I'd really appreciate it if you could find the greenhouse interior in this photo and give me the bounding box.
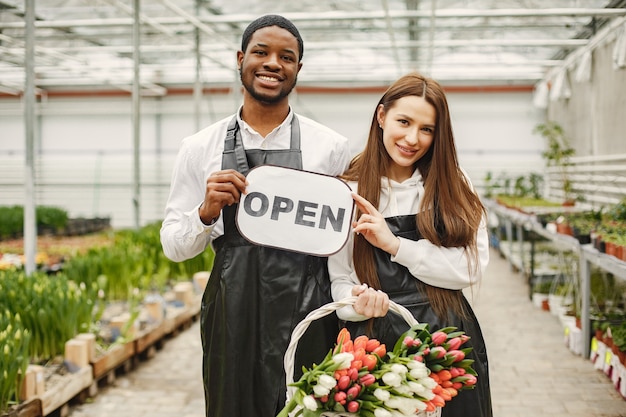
[1,0,626,416]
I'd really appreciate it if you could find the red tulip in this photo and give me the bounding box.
[365,338,381,352]
[350,360,362,373]
[354,335,369,351]
[352,347,366,361]
[372,344,386,358]
[337,328,351,345]
[362,354,378,371]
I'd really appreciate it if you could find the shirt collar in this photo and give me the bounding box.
[236,106,294,138]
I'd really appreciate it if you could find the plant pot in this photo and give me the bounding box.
[556,222,573,236]
[0,398,42,417]
[605,242,617,257]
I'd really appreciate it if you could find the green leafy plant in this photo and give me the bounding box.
[0,270,95,362]
[0,310,31,413]
[534,121,577,204]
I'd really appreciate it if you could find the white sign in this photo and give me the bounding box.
[236,165,354,256]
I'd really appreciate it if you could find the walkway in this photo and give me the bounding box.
[68,248,626,417]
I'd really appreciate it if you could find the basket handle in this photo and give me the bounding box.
[284,296,419,400]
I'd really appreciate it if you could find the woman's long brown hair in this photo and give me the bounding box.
[341,72,486,320]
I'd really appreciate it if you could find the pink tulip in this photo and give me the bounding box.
[465,374,477,386]
[403,336,414,347]
[337,375,351,390]
[447,350,465,362]
[347,401,360,413]
[430,346,446,359]
[334,391,347,405]
[431,331,448,345]
[347,384,361,400]
[348,367,359,381]
[413,354,423,362]
[454,374,477,386]
[447,337,462,351]
[359,373,376,386]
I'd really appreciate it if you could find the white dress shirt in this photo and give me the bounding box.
[329,169,490,322]
[160,108,351,262]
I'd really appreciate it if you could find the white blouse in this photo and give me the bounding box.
[328,169,490,322]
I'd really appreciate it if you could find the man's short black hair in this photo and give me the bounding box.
[241,14,303,61]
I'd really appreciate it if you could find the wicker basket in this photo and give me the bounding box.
[283,296,442,417]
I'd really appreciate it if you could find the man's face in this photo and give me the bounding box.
[237,25,302,104]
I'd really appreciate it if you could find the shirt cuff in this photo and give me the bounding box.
[188,204,217,234]
[390,236,412,266]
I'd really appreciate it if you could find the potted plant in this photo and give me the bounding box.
[534,121,577,205]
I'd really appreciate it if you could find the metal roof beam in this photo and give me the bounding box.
[1,8,625,30]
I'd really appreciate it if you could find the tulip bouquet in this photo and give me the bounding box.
[278,322,477,417]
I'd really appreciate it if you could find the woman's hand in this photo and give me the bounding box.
[351,193,400,256]
[351,283,389,318]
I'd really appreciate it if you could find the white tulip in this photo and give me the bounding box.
[302,395,318,411]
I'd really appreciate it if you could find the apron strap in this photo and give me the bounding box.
[224,115,250,172]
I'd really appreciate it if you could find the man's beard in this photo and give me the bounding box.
[240,70,297,104]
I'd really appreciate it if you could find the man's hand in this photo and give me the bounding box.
[199,169,248,225]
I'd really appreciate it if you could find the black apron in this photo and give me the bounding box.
[343,215,493,417]
[200,115,339,417]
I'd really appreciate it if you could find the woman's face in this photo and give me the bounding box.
[377,95,436,182]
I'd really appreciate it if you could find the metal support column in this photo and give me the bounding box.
[23,0,37,275]
[132,0,141,229]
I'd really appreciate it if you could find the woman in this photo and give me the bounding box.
[329,72,492,416]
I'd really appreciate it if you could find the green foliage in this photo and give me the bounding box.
[0,271,96,363]
[0,310,31,413]
[0,206,23,239]
[534,121,577,202]
[606,198,626,222]
[62,222,214,301]
[0,205,69,239]
[612,322,626,352]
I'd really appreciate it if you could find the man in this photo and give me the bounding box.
[160,14,351,417]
